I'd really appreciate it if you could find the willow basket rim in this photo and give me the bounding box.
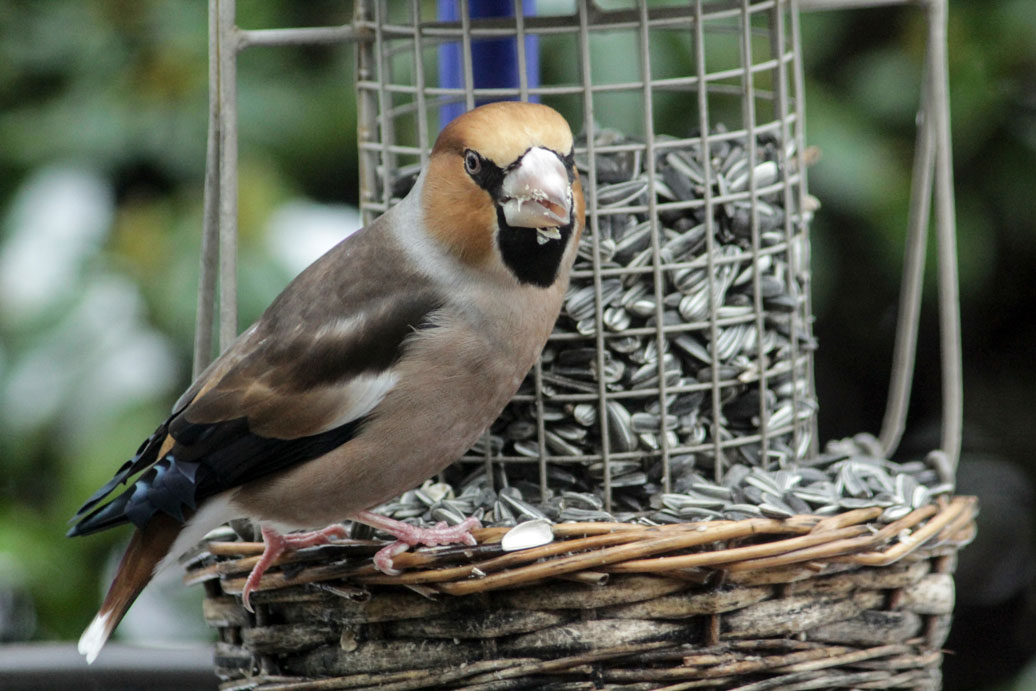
[185,495,976,601]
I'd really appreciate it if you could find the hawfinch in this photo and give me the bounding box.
[68,101,584,663]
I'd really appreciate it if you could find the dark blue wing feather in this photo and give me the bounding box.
[67,415,366,536]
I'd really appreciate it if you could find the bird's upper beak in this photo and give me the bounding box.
[500,147,573,229]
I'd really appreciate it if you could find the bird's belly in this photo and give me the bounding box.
[230,333,527,528]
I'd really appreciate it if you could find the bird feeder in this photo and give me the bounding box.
[186,1,976,688]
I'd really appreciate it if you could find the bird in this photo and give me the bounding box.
[67,100,584,664]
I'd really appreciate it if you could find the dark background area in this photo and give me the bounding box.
[0,2,1033,688]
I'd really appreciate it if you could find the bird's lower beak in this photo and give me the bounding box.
[500,147,572,229]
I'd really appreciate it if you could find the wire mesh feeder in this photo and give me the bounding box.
[358,0,822,507]
[188,0,973,688]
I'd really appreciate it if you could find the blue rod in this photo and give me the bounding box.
[438,0,539,127]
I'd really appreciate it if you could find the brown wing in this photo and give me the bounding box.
[69,220,445,535]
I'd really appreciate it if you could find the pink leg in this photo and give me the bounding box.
[241,523,349,612]
[351,510,482,576]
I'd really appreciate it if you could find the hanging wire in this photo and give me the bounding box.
[798,0,962,471]
[927,0,963,472]
[215,0,239,353]
[193,0,222,377]
[878,66,935,458]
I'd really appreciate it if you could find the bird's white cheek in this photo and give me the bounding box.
[325,371,400,431]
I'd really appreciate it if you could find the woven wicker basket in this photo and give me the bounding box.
[187,496,975,690]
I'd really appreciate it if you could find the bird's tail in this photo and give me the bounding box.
[78,514,183,664]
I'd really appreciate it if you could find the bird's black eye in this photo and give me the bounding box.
[464,149,482,176]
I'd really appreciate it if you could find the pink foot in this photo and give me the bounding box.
[241,523,349,612]
[351,511,482,575]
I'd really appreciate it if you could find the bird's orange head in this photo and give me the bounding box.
[421,101,584,287]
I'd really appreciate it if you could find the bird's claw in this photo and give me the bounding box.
[372,541,411,575]
[352,511,482,575]
[241,524,350,611]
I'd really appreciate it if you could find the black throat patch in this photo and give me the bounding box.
[495,210,574,287]
[467,147,577,288]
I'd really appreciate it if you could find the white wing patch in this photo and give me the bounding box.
[325,370,400,432]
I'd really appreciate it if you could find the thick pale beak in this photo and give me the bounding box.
[500,147,572,229]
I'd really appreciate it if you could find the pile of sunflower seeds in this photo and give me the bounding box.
[369,433,955,529]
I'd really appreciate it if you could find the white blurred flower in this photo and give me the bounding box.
[264,199,361,275]
[0,165,113,322]
[1,270,178,439]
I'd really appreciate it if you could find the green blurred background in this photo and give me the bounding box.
[0,1,1033,688]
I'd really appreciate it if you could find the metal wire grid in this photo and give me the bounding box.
[355,1,806,216]
[194,0,962,514]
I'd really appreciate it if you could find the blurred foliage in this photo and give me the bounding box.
[0,0,1033,686]
[800,6,1036,686]
[0,0,358,642]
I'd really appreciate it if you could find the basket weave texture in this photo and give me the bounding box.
[188,496,976,690]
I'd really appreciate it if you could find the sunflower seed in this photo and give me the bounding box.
[501,519,554,552]
[881,505,913,522]
[759,502,794,518]
[545,430,582,457]
[603,306,631,331]
[728,160,779,192]
[430,503,467,526]
[506,420,537,440]
[500,488,550,521]
[560,507,615,521]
